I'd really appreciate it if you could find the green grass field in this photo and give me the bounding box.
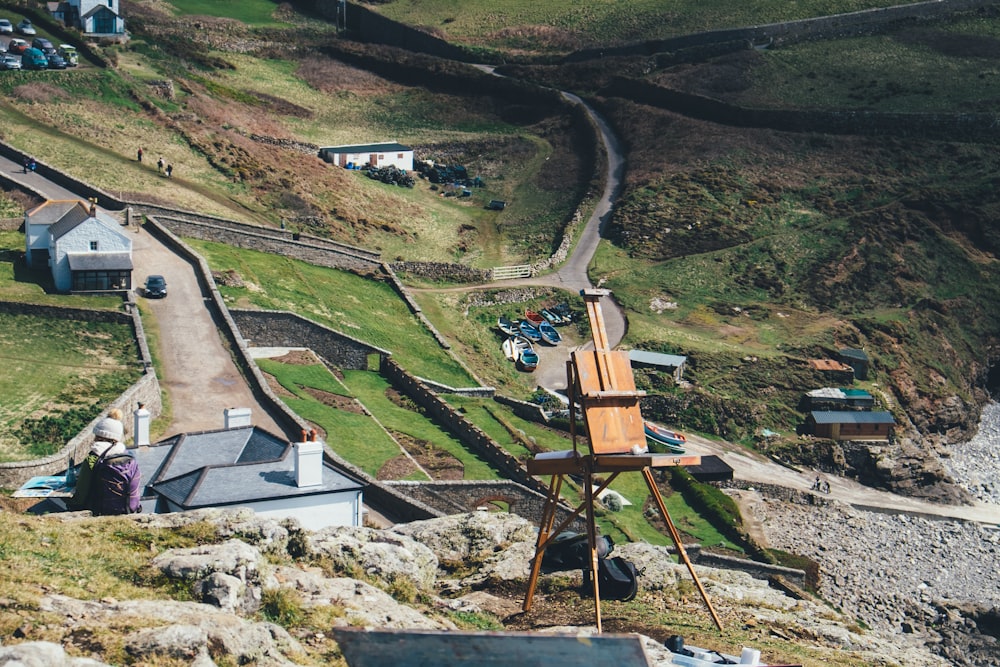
[185,238,475,387]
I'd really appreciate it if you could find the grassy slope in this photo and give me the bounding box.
[372,0,902,53]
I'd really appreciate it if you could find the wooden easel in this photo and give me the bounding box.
[522,289,723,633]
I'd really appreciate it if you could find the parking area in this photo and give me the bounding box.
[0,16,81,71]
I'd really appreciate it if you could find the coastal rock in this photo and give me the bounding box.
[304,525,439,591]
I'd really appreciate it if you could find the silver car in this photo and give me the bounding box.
[0,54,21,71]
[16,19,35,36]
[0,19,14,35]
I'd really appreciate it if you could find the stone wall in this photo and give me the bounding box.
[566,0,996,61]
[695,551,808,589]
[385,480,586,531]
[231,309,388,370]
[380,357,551,498]
[0,299,162,488]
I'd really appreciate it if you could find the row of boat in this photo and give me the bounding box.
[498,312,564,346]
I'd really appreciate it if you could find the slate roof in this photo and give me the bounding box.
[67,252,133,270]
[25,199,88,226]
[49,207,122,241]
[809,411,895,425]
[319,142,412,153]
[134,426,365,510]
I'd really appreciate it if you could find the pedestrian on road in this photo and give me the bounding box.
[157,156,164,174]
[22,157,29,173]
[137,147,143,162]
[29,159,36,174]
[813,475,821,491]
[165,163,173,178]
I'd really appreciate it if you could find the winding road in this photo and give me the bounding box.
[4,79,999,527]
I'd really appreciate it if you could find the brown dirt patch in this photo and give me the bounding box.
[273,349,318,365]
[377,454,420,481]
[262,371,295,397]
[302,386,364,413]
[393,432,464,480]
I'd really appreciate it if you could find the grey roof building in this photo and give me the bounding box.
[134,426,366,530]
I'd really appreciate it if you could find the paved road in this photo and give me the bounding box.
[0,151,289,440]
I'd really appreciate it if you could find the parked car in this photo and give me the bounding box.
[45,53,66,69]
[0,19,13,35]
[31,37,55,55]
[7,38,28,55]
[16,19,35,36]
[20,47,47,70]
[144,275,167,298]
[57,44,78,66]
[0,54,21,71]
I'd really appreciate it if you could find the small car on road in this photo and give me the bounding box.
[144,275,167,298]
[57,44,78,66]
[7,38,28,55]
[20,46,47,70]
[0,54,21,71]
[16,19,35,36]
[0,19,13,35]
[45,53,66,69]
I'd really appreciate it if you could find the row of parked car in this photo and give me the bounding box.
[0,17,37,36]
[0,17,79,71]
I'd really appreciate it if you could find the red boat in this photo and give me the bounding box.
[524,309,545,326]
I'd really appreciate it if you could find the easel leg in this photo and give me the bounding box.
[523,474,564,612]
[583,466,602,633]
[642,468,724,631]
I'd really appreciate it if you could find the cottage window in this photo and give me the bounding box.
[90,241,99,251]
[397,153,403,159]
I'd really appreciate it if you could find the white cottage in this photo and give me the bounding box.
[52,0,126,36]
[132,426,366,531]
[25,199,133,293]
[318,142,414,171]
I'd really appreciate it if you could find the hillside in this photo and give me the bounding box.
[1,0,998,492]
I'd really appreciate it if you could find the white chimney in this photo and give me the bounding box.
[224,407,252,429]
[294,430,324,488]
[133,402,151,447]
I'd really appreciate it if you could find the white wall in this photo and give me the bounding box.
[250,491,363,531]
[50,218,132,292]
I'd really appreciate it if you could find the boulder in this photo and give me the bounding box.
[304,526,438,591]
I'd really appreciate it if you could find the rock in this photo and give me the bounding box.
[392,511,536,564]
[271,565,452,630]
[305,526,438,591]
[0,640,109,665]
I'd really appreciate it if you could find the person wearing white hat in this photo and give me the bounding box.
[67,412,131,512]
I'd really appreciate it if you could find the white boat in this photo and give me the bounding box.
[538,320,562,345]
[502,336,534,363]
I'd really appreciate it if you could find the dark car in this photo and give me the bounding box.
[32,37,53,52]
[46,53,66,69]
[144,275,167,298]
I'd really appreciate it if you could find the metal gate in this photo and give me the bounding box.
[491,265,531,280]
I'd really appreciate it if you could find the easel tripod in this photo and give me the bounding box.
[522,289,723,633]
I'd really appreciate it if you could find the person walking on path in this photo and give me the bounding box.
[157,156,164,174]
[137,147,143,163]
[165,163,173,178]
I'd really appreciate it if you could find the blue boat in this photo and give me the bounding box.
[538,320,562,345]
[518,346,539,371]
[518,319,542,343]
